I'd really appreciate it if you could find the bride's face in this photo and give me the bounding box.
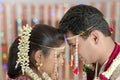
[41,44,65,76]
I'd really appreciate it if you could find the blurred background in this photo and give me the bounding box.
[0,0,120,80]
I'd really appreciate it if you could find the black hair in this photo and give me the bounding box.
[7,24,64,79]
[59,4,111,39]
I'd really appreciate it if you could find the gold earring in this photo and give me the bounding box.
[36,62,43,70]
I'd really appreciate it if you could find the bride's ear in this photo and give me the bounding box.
[34,50,43,62]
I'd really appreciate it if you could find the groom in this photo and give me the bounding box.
[59,4,120,80]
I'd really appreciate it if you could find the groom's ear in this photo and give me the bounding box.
[89,30,100,45]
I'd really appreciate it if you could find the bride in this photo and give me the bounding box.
[7,24,65,80]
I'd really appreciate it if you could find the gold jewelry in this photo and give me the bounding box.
[36,62,43,70]
[31,41,65,50]
[67,26,94,40]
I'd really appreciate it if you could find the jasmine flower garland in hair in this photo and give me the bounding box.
[15,24,53,80]
[15,24,32,74]
[15,24,42,80]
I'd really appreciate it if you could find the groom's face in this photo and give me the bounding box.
[66,31,94,64]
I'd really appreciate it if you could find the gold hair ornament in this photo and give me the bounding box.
[31,41,65,50]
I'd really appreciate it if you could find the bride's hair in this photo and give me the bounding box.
[7,24,64,79]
